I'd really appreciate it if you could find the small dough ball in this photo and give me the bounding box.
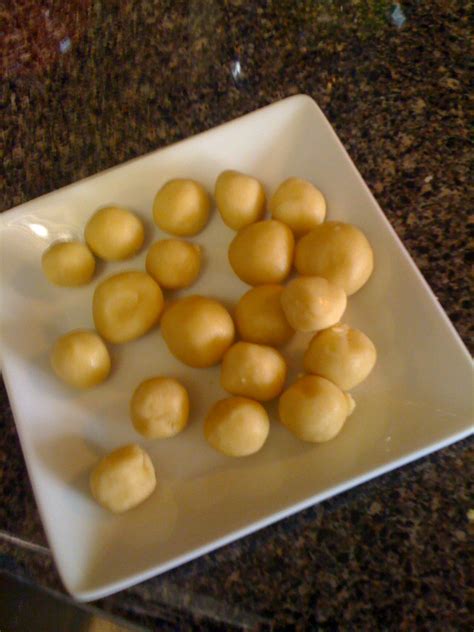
[280,276,347,332]
[90,444,156,513]
[131,377,189,439]
[161,295,234,368]
[153,179,210,236]
[51,330,110,389]
[304,324,377,390]
[269,177,326,236]
[234,284,294,346]
[204,397,270,457]
[93,271,163,344]
[146,239,201,289]
[279,375,355,443]
[42,241,95,287]
[295,221,374,295]
[85,206,144,261]
[215,170,266,230]
[228,220,294,285]
[221,341,287,401]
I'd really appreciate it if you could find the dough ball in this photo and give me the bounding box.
[295,221,374,295]
[279,375,355,443]
[93,271,163,344]
[221,341,287,401]
[269,177,326,236]
[146,239,201,289]
[42,241,95,287]
[90,444,156,513]
[161,295,234,367]
[304,324,377,390]
[51,329,111,389]
[204,396,270,457]
[85,206,144,261]
[215,170,266,230]
[153,179,210,236]
[234,284,294,347]
[280,276,347,332]
[228,220,294,285]
[131,377,189,439]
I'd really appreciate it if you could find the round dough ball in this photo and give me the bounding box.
[131,377,189,439]
[304,324,377,390]
[215,170,266,230]
[146,239,201,289]
[93,271,163,344]
[51,329,111,389]
[90,444,156,513]
[228,220,294,285]
[280,276,347,332]
[161,295,234,368]
[221,341,287,401]
[234,284,294,346]
[204,396,270,457]
[153,179,210,236]
[269,177,326,236]
[85,206,144,261]
[279,375,355,443]
[295,221,374,295]
[42,241,95,287]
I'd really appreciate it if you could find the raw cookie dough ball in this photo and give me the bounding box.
[90,444,156,513]
[161,295,234,367]
[234,284,294,347]
[215,170,266,230]
[269,177,326,236]
[146,239,201,289]
[280,276,347,332]
[42,241,95,287]
[204,396,270,457]
[228,220,294,285]
[304,324,377,390]
[85,206,144,261]
[153,179,210,236]
[51,330,111,389]
[295,221,374,295]
[131,377,189,439]
[93,271,163,344]
[279,375,355,443]
[221,341,287,401]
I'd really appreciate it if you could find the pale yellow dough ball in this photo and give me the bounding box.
[51,330,111,389]
[269,177,326,236]
[130,377,189,439]
[90,444,156,513]
[204,396,270,457]
[41,241,95,287]
[146,239,201,289]
[153,179,210,236]
[85,206,144,261]
[215,170,266,230]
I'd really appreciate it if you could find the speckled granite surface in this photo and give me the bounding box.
[1,1,472,629]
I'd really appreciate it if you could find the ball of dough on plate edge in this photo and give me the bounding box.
[42,241,95,287]
[215,170,266,230]
[153,178,210,236]
[269,177,326,236]
[85,206,145,261]
[50,329,111,389]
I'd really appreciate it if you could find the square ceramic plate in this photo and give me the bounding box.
[1,95,472,601]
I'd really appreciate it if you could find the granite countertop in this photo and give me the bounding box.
[1,1,472,629]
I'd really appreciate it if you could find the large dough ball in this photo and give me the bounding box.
[204,396,270,457]
[130,377,189,439]
[161,295,234,367]
[51,330,111,389]
[153,179,210,236]
[234,284,294,346]
[42,241,95,287]
[90,444,156,513]
[279,375,355,443]
[269,177,326,236]
[228,220,294,285]
[304,324,377,390]
[295,221,374,295]
[93,271,163,344]
[215,170,266,230]
[146,239,201,289]
[85,206,144,261]
[221,341,287,401]
[280,276,347,332]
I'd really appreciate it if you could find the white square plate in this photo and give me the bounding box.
[1,95,472,601]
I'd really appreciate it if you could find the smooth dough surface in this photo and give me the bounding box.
[146,239,201,289]
[269,177,326,236]
[42,241,95,287]
[85,206,144,261]
[215,170,266,230]
[50,329,111,389]
[153,179,210,236]
[131,377,189,438]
